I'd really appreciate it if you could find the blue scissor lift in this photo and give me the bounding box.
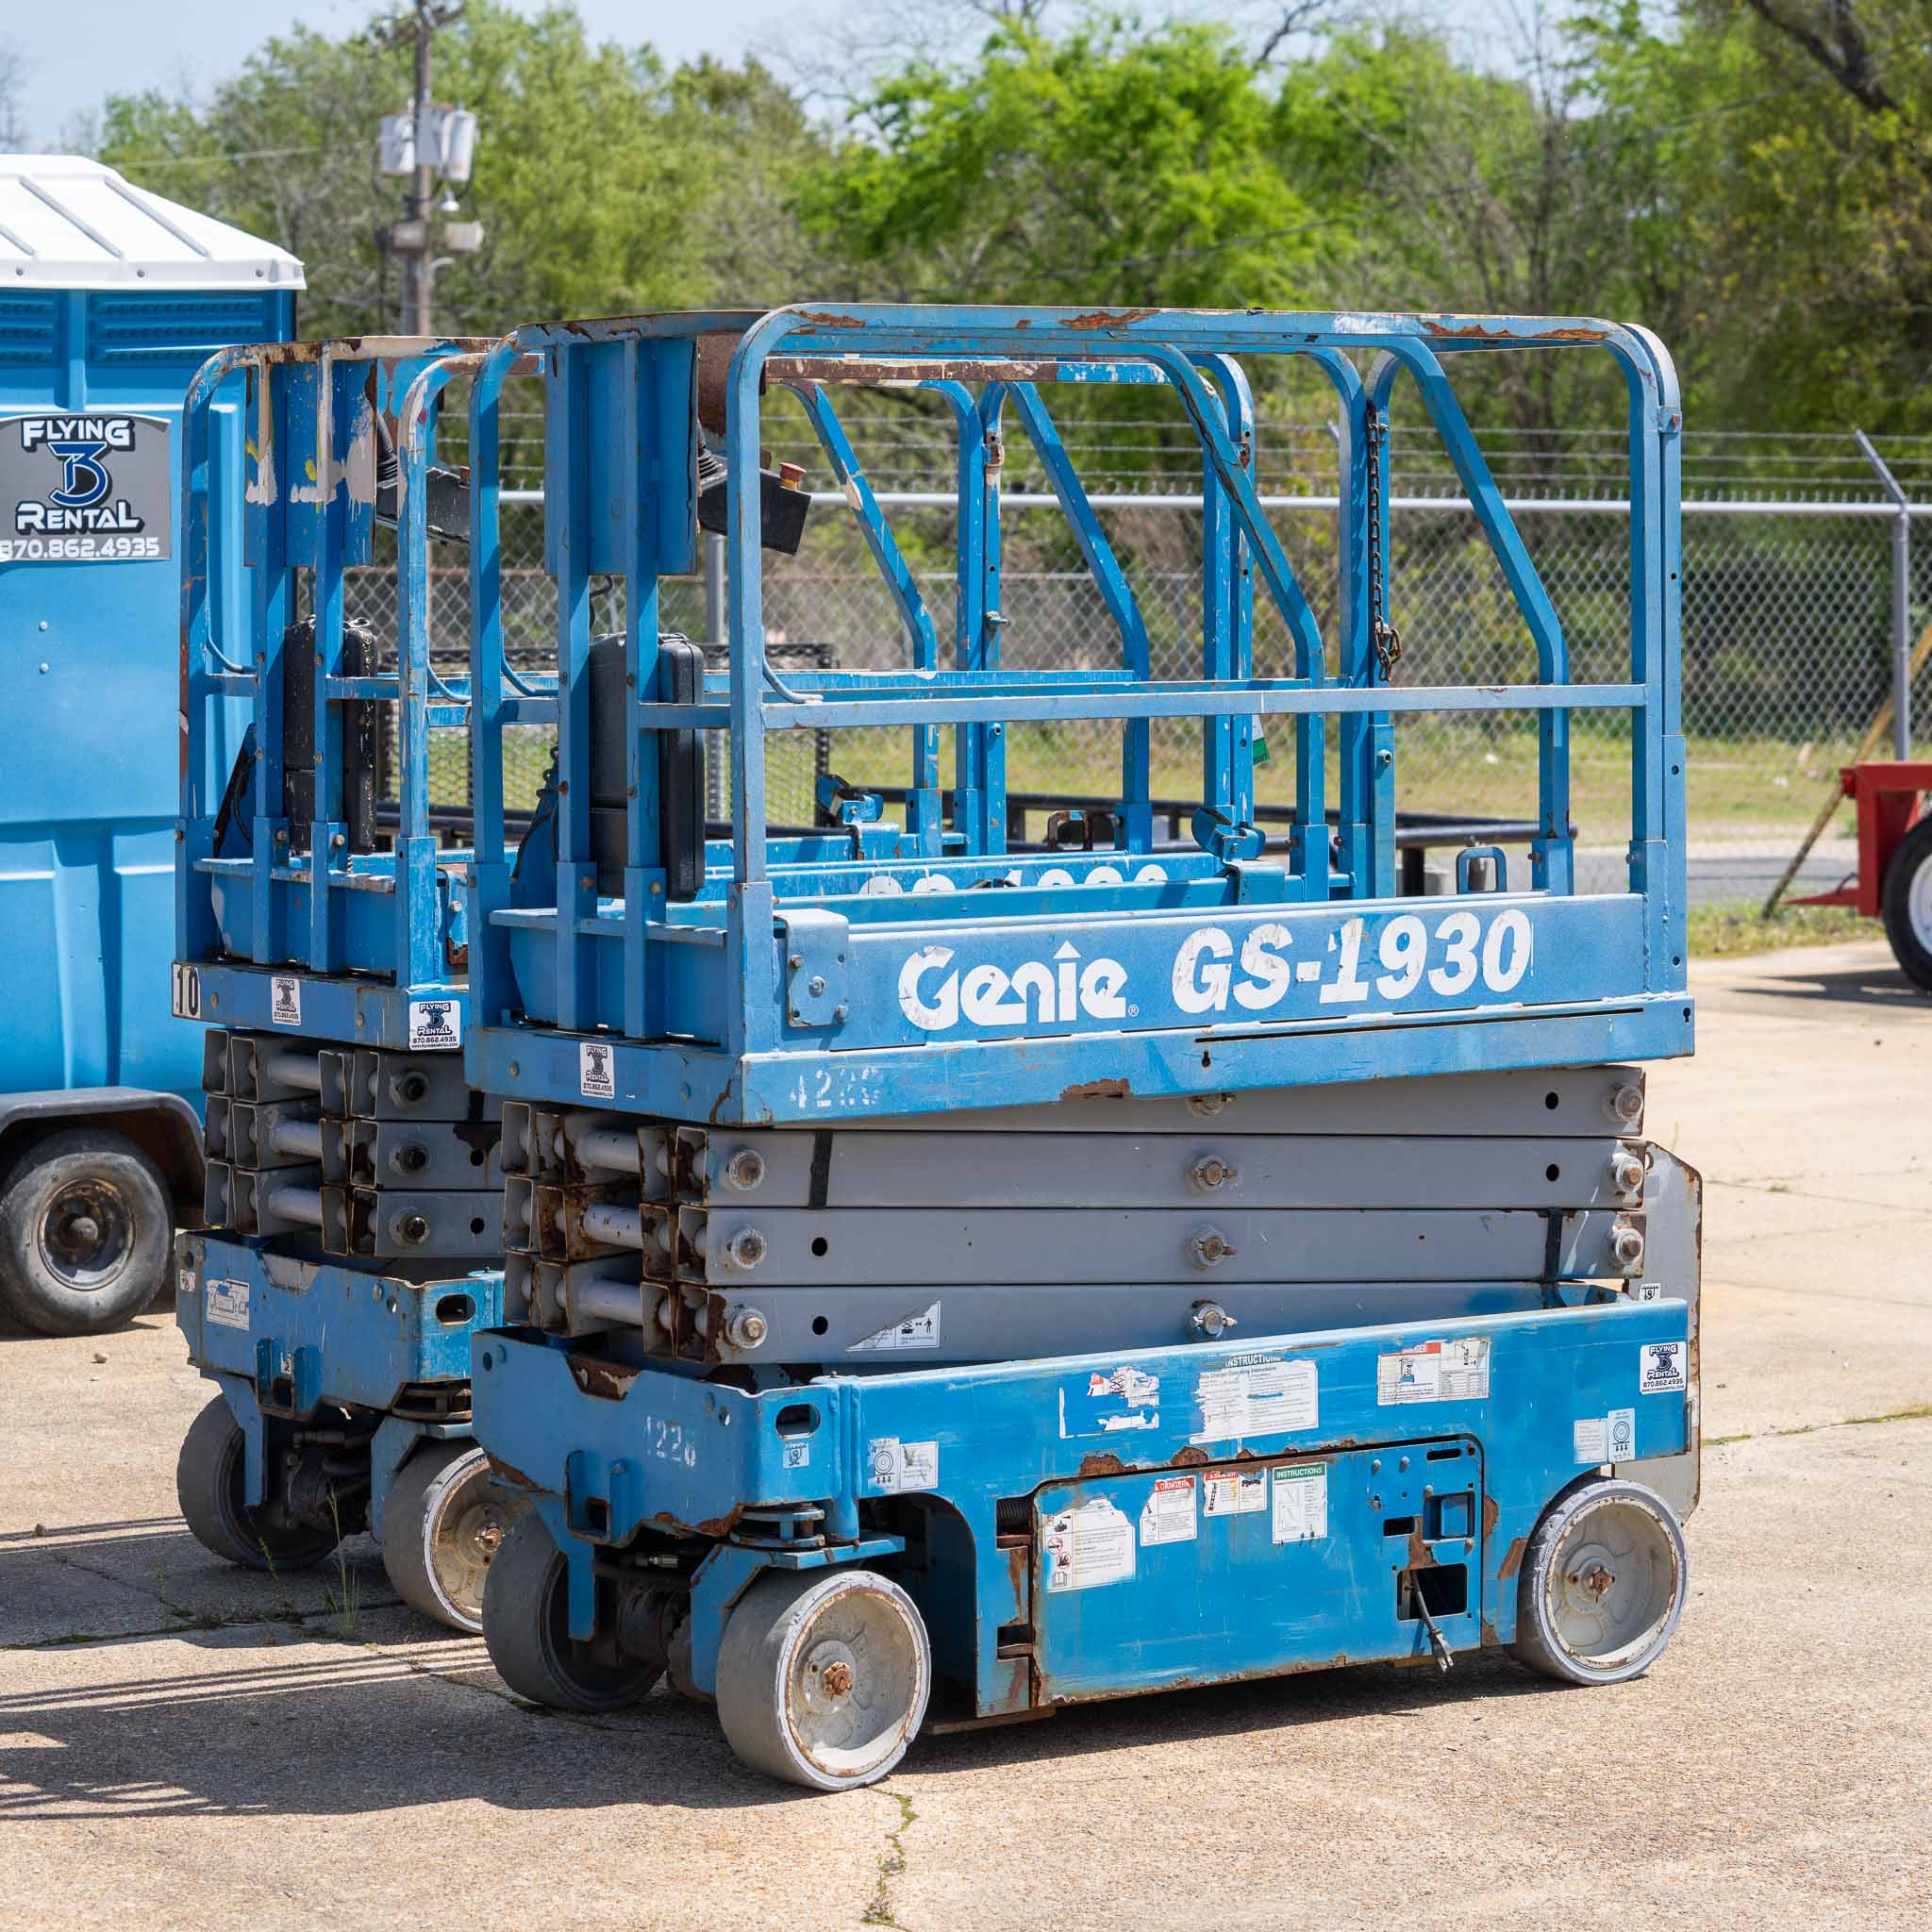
[445,305,1700,1790]
[171,337,537,1628]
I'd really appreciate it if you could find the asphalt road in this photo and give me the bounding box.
[1,939,1926,1931]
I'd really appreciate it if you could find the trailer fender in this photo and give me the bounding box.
[0,1089,205,1217]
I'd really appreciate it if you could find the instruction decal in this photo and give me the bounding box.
[1574,1407,1637,1465]
[1639,1340,1687,1394]
[1203,1471,1267,1516]
[269,975,303,1027]
[867,1438,938,1494]
[407,999,461,1052]
[578,1039,616,1100]
[1139,1475,1198,1547]
[205,1278,250,1330]
[1190,1354,1318,1445]
[849,1302,941,1354]
[1377,1337,1491,1406]
[1060,1364,1161,1439]
[1271,1462,1328,1544]
[1043,1495,1136,1592]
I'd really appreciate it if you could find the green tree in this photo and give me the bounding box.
[794,13,1331,309]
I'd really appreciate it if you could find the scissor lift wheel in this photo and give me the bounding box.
[1513,1478,1688,1686]
[716,1569,931,1792]
[175,1394,341,1571]
[481,1513,658,1711]
[383,1442,527,1634]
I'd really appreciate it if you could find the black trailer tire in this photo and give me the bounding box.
[1880,814,1932,992]
[175,1394,341,1571]
[0,1128,172,1337]
[481,1511,658,1712]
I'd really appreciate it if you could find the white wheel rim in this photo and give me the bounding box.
[1909,847,1932,951]
[780,1581,927,1785]
[422,1450,519,1630]
[1543,1496,1680,1672]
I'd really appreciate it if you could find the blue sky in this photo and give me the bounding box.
[12,0,1533,152]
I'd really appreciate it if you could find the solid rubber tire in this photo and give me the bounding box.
[1512,1477,1688,1686]
[715,1568,930,1791]
[1880,814,1932,992]
[381,1441,525,1634]
[0,1128,170,1337]
[480,1511,656,1712]
[175,1393,341,1571]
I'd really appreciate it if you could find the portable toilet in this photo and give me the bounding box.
[0,155,301,1334]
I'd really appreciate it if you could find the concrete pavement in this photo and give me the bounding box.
[2,940,1926,1931]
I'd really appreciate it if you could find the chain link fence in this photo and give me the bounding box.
[349,421,1932,905]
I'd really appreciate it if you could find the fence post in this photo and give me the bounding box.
[1854,427,1913,758]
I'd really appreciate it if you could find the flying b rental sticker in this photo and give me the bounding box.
[1639,1341,1688,1395]
[579,1040,616,1100]
[0,411,171,564]
[408,999,461,1051]
[269,975,303,1027]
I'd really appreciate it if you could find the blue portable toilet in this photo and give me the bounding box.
[0,155,301,1334]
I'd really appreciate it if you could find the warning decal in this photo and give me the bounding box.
[1376,1337,1491,1406]
[1574,1407,1638,1465]
[205,1278,250,1330]
[848,1302,941,1353]
[867,1438,939,1493]
[1203,1470,1267,1516]
[1190,1355,1318,1445]
[1139,1475,1198,1547]
[1043,1495,1137,1591]
[1271,1462,1328,1544]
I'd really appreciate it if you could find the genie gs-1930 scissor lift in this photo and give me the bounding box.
[170,338,533,1628]
[183,305,1700,1784]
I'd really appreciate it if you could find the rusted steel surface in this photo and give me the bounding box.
[567,1354,642,1401]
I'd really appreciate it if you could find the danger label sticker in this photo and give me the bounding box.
[1139,1474,1198,1547]
[1190,1355,1317,1445]
[1043,1495,1136,1591]
[1377,1337,1491,1406]
[1271,1462,1328,1544]
[1639,1341,1687,1394]
[269,975,302,1026]
[205,1278,250,1330]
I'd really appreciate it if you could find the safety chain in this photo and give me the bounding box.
[1364,403,1403,676]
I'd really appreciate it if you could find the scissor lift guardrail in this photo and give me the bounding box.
[171,337,529,1632]
[458,307,1689,1126]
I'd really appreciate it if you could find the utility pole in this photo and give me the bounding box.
[377,0,476,337]
[402,2,437,336]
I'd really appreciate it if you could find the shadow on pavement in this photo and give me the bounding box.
[0,1588,1553,1822]
[1720,958,1923,1010]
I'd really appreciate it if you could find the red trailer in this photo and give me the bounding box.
[1790,761,1932,989]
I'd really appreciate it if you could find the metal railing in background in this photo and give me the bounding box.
[342,425,1932,907]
